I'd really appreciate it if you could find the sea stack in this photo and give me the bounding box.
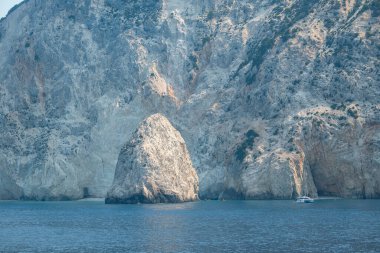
[106,114,199,204]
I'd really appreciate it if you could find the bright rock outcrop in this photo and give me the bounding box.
[106,114,199,204]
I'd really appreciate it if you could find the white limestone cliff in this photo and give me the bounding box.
[0,0,378,200]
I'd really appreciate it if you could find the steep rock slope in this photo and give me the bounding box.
[106,113,199,204]
[0,0,379,199]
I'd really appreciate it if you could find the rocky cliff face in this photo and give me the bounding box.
[106,113,199,204]
[0,0,379,200]
[0,169,23,199]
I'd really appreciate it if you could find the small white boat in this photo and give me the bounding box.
[296,196,314,203]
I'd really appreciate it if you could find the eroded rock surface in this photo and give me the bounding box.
[0,0,379,199]
[106,114,199,204]
[0,170,22,200]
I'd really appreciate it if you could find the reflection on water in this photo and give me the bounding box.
[0,200,379,253]
[141,201,199,211]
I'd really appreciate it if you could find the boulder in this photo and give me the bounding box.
[106,114,199,204]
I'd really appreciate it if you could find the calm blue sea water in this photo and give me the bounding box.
[0,200,379,253]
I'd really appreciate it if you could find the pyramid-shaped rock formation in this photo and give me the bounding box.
[106,114,199,204]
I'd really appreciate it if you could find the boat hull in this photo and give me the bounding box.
[296,197,314,203]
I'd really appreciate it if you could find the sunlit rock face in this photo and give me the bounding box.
[0,0,379,200]
[106,114,199,204]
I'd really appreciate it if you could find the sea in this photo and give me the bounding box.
[0,199,379,253]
